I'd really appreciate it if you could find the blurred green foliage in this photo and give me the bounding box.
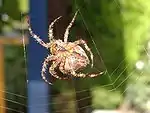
[71,0,126,108]
[1,0,28,19]
[123,38,150,112]
[4,46,27,113]
[120,0,150,73]
[70,0,150,109]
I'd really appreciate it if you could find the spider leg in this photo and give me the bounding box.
[49,62,60,79]
[64,10,79,43]
[59,60,68,74]
[71,71,104,78]
[28,20,50,48]
[87,72,104,77]
[41,55,57,85]
[58,60,72,79]
[49,62,69,80]
[74,39,94,68]
[48,16,62,41]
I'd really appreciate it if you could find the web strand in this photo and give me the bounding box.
[21,12,28,84]
[0,106,25,113]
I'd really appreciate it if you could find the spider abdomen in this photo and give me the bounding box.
[57,44,90,74]
[65,54,88,71]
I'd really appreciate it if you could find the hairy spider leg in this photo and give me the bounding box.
[49,61,69,80]
[64,10,79,43]
[71,71,104,78]
[48,16,62,41]
[28,21,50,48]
[74,39,94,67]
[42,55,69,85]
[41,55,56,85]
[59,59,68,74]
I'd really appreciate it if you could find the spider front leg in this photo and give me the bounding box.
[28,21,50,48]
[49,61,69,80]
[49,62,60,79]
[48,16,62,41]
[64,10,79,43]
[74,39,94,67]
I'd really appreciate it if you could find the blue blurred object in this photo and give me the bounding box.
[28,81,49,113]
[27,0,49,113]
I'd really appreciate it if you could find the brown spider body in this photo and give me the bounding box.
[28,11,103,85]
[50,39,90,74]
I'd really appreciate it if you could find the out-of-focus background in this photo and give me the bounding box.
[1,0,150,113]
[0,0,28,113]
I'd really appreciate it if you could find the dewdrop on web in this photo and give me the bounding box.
[135,60,144,70]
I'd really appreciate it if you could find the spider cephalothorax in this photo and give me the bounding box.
[28,11,103,85]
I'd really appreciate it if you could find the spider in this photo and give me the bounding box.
[28,11,103,85]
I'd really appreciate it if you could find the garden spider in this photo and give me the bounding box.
[28,11,103,85]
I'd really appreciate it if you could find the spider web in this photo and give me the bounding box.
[1,0,150,113]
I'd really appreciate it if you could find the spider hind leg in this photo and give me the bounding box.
[71,71,104,78]
[74,39,94,68]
